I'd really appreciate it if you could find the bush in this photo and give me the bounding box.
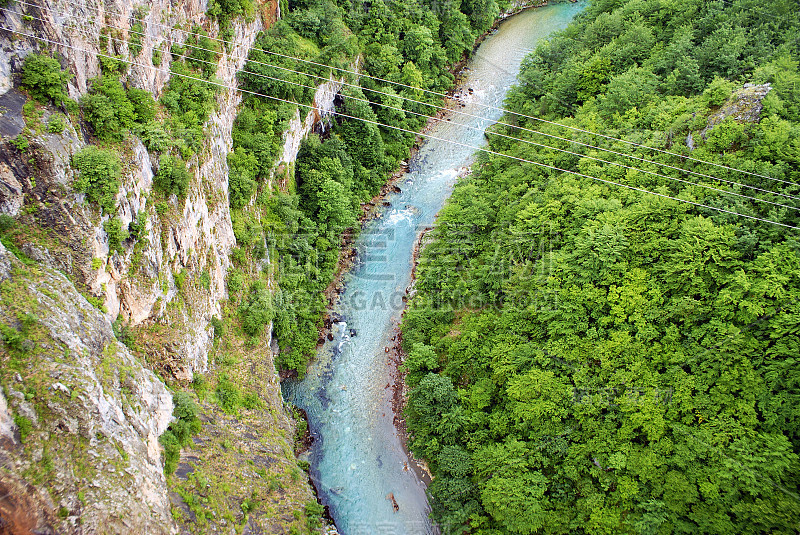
[215,374,241,414]
[227,146,258,208]
[103,217,129,253]
[64,98,79,114]
[239,280,274,338]
[207,0,256,26]
[242,391,263,409]
[0,323,23,352]
[72,146,121,214]
[192,373,209,399]
[47,114,66,134]
[231,211,262,246]
[305,501,325,530]
[703,76,736,107]
[13,414,32,441]
[0,214,14,234]
[173,269,187,291]
[705,118,747,152]
[98,55,127,75]
[230,246,247,265]
[80,76,136,140]
[159,390,201,475]
[154,154,191,197]
[112,316,135,348]
[21,53,72,104]
[127,211,148,241]
[160,430,179,474]
[210,316,225,339]
[127,87,157,123]
[171,392,201,442]
[84,294,106,312]
[10,135,29,152]
[152,48,162,67]
[138,122,171,152]
[129,22,144,57]
[227,269,244,296]
[185,30,220,78]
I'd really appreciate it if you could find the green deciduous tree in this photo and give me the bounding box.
[154,154,192,198]
[239,280,274,338]
[72,145,121,213]
[227,146,258,209]
[21,53,72,104]
[81,76,136,140]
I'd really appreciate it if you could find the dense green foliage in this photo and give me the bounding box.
[154,154,192,198]
[21,53,72,105]
[79,71,160,143]
[68,24,225,213]
[207,0,256,42]
[160,391,202,474]
[229,0,513,373]
[403,1,800,533]
[71,146,122,214]
[80,76,137,141]
[129,22,144,57]
[239,280,275,338]
[159,29,221,158]
[215,373,243,414]
[103,217,129,253]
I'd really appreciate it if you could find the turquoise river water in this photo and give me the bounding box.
[284,3,584,533]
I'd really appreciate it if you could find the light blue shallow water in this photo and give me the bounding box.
[283,4,584,533]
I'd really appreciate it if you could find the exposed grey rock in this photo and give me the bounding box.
[0,0,267,380]
[0,89,26,139]
[0,387,14,444]
[0,160,23,215]
[280,73,348,165]
[0,241,176,534]
[702,83,772,139]
[0,239,11,282]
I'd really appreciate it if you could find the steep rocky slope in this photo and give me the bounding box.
[0,0,328,532]
[0,241,174,533]
[0,0,266,378]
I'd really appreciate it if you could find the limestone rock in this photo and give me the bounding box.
[0,160,23,216]
[703,82,772,138]
[280,73,349,165]
[0,0,265,379]
[0,241,176,534]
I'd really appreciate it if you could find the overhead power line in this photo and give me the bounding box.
[8,1,799,206]
[10,0,792,188]
[20,9,796,214]
[1,24,796,230]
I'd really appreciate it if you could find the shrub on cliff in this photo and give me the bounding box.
[126,87,157,123]
[154,154,191,197]
[215,374,242,414]
[159,391,201,474]
[80,76,136,141]
[72,146,121,214]
[21,53,72,105]
[239,280,274,338]
[103,217,129,253]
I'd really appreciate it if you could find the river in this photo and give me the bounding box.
[283,3,584,533]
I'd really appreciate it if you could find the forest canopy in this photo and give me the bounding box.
[229,0,523,373]
[402,0,800,533]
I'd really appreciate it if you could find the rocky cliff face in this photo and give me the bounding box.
[0,0,274,380]
[0,0,355,528]
[279,73,347,165]
[0,241,175,534]
[0,0,330,531]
